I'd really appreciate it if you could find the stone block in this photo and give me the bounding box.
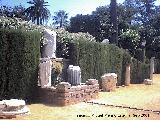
[91,93,98,99]
[75,85,82,91]
[70,86,76,91]
[76,94,81,98]
[84,89,91,93]
[0,99,30,118]
[57,92,71,98]
[81,85,88,90]
[56,82,71,92]
[93,89,99,93]
[56,99,69,106]
[144,79,153,85]
[86,79,98,85]
[1,99,25,111]
[101,73,117,92]
[70,92,76,98]
[0,101,6,110]
[93,84,99,89]
[87,84,91,88]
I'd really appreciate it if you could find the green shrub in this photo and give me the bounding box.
[55,29,150,86]
[69,40,150,85]
[68,40,124,85]
[55,28,96,59]
[155,59,160,73]
[130,58,150,84]
[51,60,63,86]
[0,29,41,101]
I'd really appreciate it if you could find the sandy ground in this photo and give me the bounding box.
[3,74,160,120]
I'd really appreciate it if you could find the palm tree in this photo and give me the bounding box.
[110,0,118,45]
[12,5,28,20]
[25,0,51,25]
[53,10,69,28]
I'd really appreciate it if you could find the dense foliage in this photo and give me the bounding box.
[0,29,41,101]
[119,29,140,56]
[0,5,28,20]
[52,10,69,28]
[71,40,150,85]
[55,28,96,58]
[131,58,150,84]
[68,0,160,61]
[1,0,160,60]
[0,16,42,31]
[55,28,150,85]
[25,0,51,25]
[69,40,123,85]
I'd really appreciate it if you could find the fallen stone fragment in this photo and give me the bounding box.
[0,99,30,118]
[144,79,153,85]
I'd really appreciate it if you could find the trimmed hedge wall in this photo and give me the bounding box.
[131,58,150,84]
[0,29,41,101]
[69,40,125,85]
[68,40,150,85]
[55,29,150,85]
[155,59,160,73]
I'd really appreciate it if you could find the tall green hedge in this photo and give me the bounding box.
[130,58,150,84]
[55,28,150,85]
[155,59,160,73]
[69,40,124,85]
[0,29,41,101]
[68,40,150,85]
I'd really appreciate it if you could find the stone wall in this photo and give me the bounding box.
[37,79,99,106]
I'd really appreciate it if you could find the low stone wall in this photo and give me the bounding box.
[37,79,99,106]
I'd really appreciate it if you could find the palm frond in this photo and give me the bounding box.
[25,0,50,25]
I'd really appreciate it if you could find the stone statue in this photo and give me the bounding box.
[101,39,110,44]
[150,57,155,80]
[41,28,56,58]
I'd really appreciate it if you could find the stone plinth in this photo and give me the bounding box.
[125,65,131,86]
[39,58,52,87]
[150,57,155,80]
[86,79,98,85]
[101,73,117,92]
[67,65,81,86]
[0,99,30,118]
[144,79,153,85]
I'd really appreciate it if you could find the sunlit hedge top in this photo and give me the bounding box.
[0,17,96,45]
[0,16,42,31]
[55,28,96,43]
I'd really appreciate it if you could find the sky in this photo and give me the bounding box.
[0,0,160,25]
[0,0,125,17]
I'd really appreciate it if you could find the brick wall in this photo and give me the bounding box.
[37,79,99,106]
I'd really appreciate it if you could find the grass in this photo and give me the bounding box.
[4,74,160,120]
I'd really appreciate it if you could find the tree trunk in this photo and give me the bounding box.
[60,17,63,28]
[110,0,118,45]
[37,16,40,25]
